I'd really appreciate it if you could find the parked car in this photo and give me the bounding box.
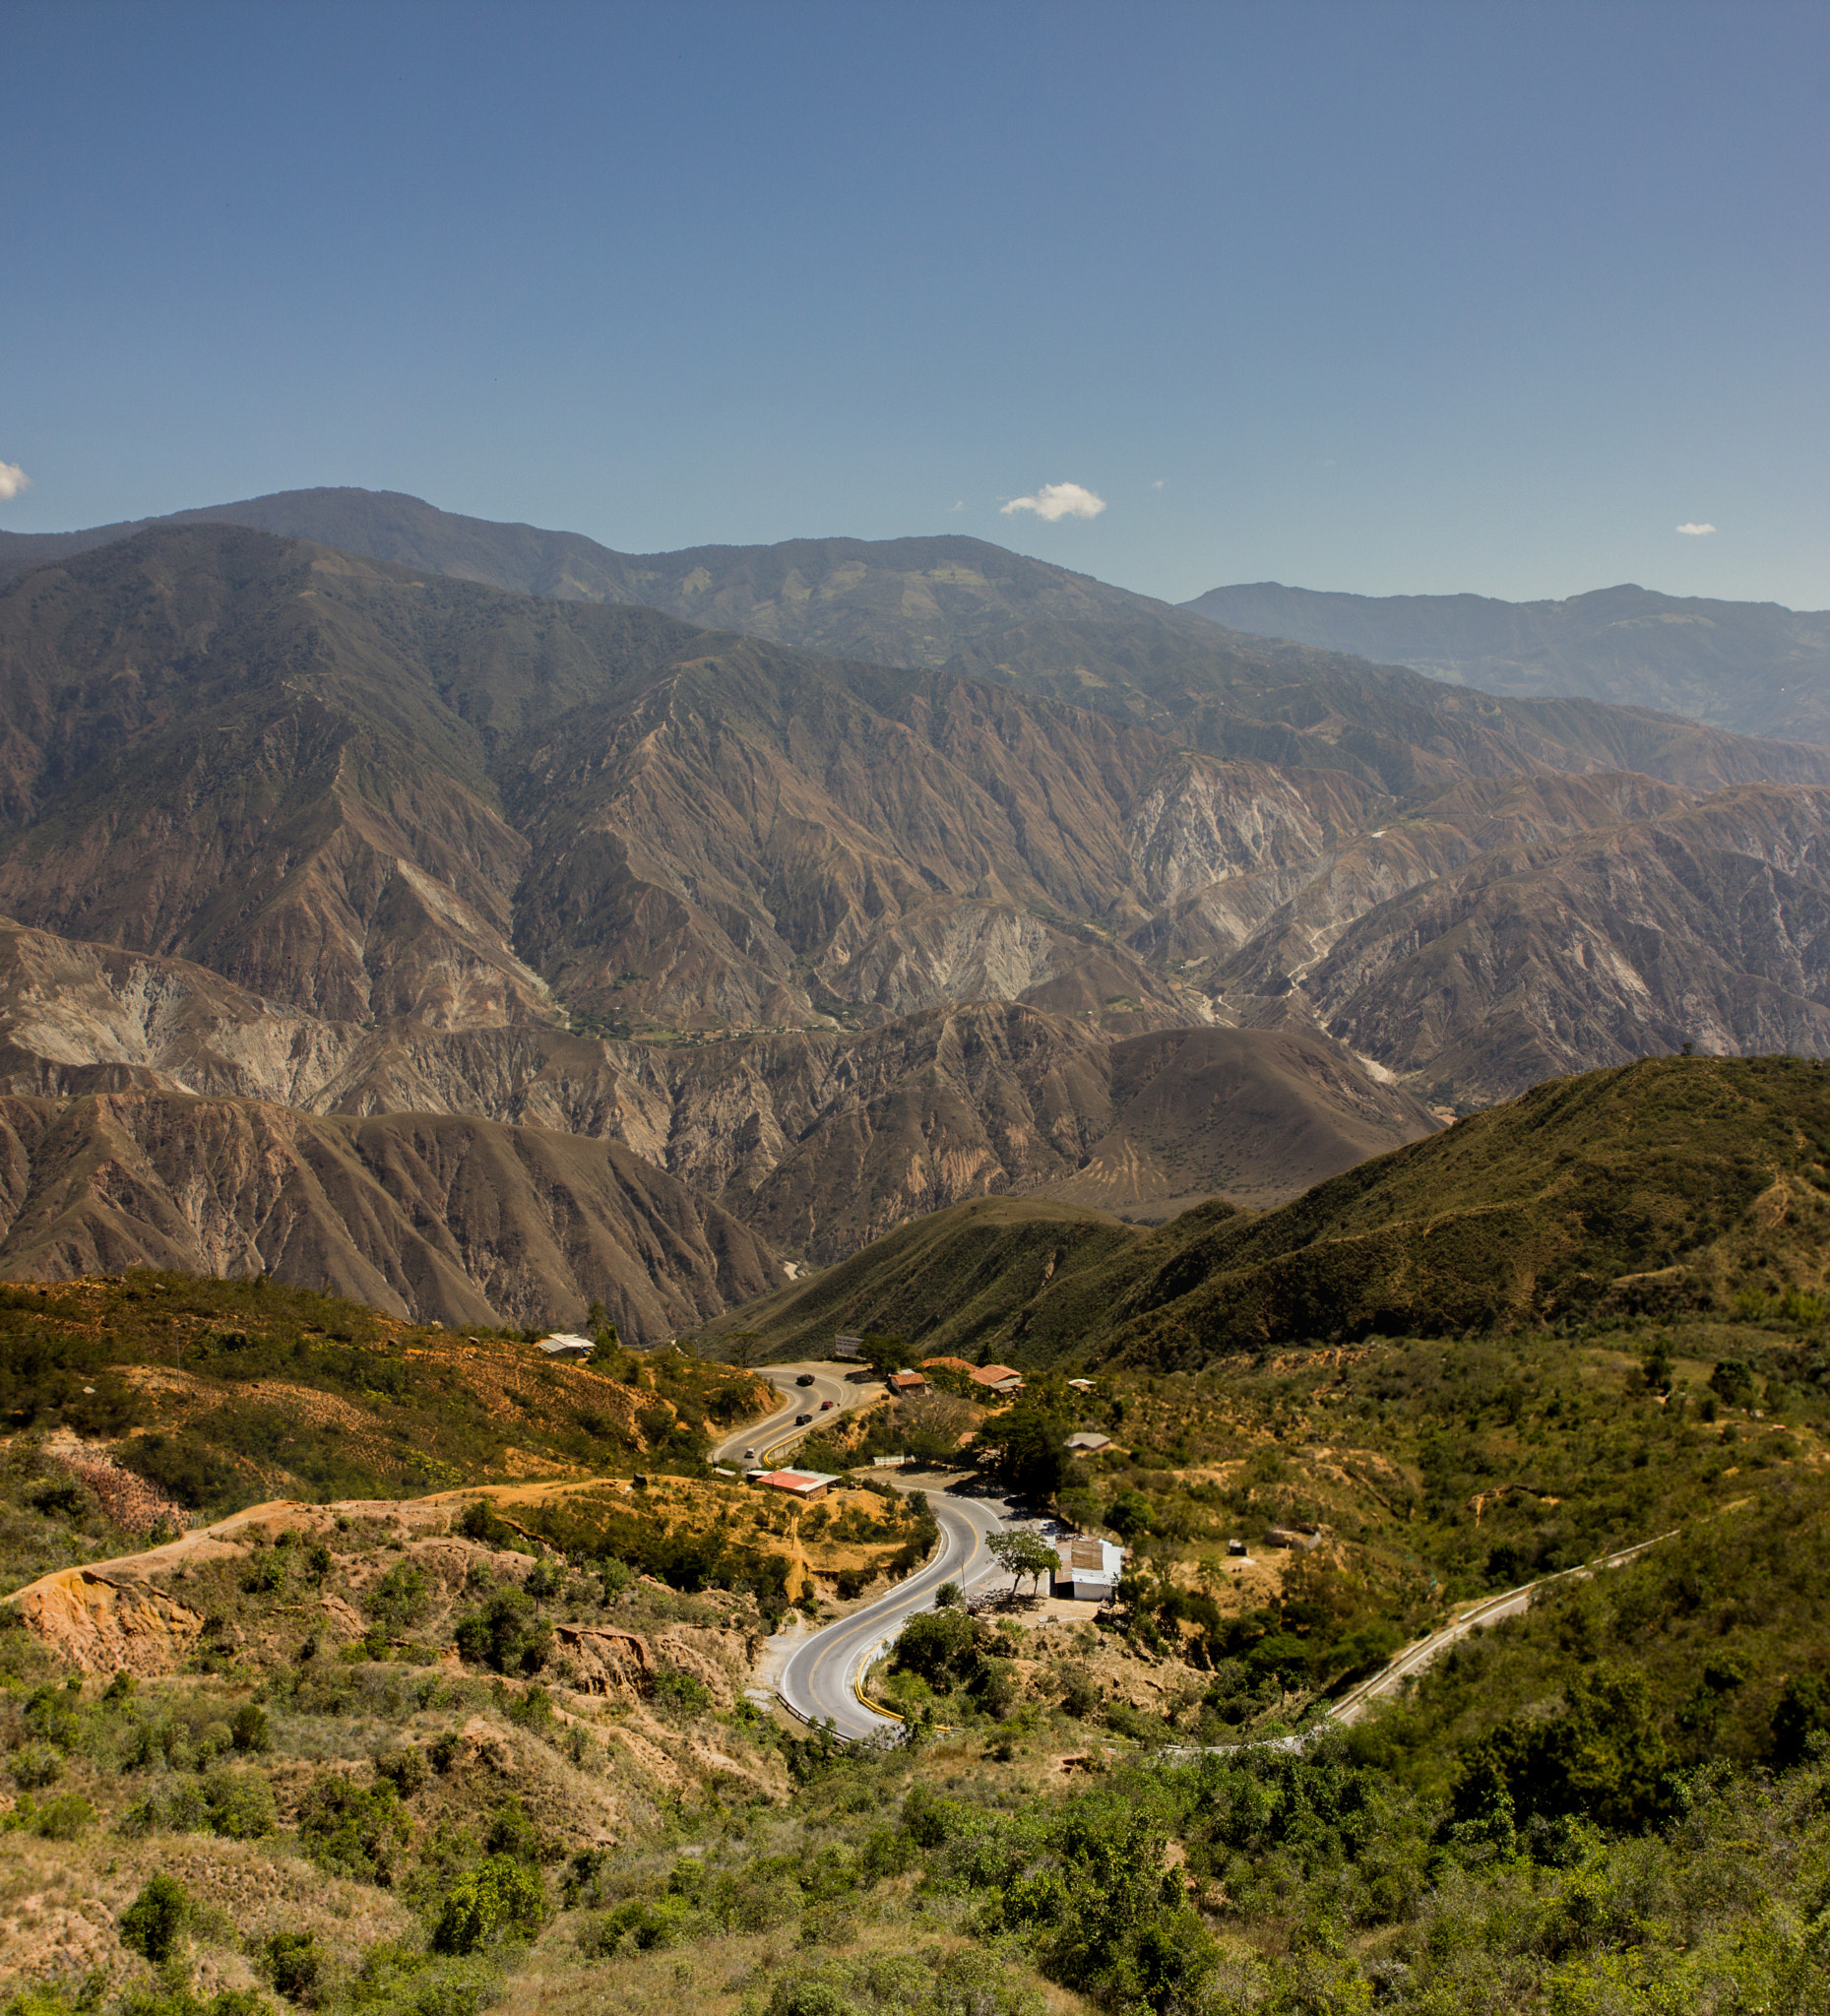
[795,1373,816,1387]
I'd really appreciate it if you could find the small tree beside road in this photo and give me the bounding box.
[987,1530,1059,1599]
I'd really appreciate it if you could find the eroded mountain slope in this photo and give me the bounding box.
[0,1091,784,1336]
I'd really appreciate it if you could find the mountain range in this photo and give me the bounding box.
[1185,580,1830,747]
[5,489,1830,1328]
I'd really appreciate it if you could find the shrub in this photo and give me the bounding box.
[521,1559,563,1603]
[296,1777,410,1885]
[458,1501,515,1549]
[431,1856,548,1954]
[651,1668,714,1718]
[231,1704,272,1754]
[205,1768,277,1840]
[375,1743,430,1796]
[242,1552,286,1595]
[453,1590,550,1676]
[364,1563,431,1631]
[482,1798,545,1865]
[1770,1670,1830,1767]
[119,1874,192,1963]
[263,1932,324,2005]
[9,1742,61,1790]
[1,1792,93,1840]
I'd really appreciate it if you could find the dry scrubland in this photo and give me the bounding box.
[1,1249,1830,2012]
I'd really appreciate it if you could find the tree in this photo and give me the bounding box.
[892,1608,978,1688]
[979,1404,1071,1502]
[987,1530,1059,1597]
[860,1332,910,1379]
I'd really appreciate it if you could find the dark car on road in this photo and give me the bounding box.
[795,1412,814,1425]
[795,1374,816,1387]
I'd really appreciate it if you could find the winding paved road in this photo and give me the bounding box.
[723,1368,1683,1745]
[713,1361,867,1469]
[714,1362,1029,1737]
[776,1485,1014,1738]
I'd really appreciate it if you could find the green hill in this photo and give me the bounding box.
[714,1054,1830,1369]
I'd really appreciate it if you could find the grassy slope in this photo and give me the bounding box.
[714,1055,1830,1371]
[0,1271,769,1530]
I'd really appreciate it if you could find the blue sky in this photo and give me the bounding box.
[3,0,1826,607]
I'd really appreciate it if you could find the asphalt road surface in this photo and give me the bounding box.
[776,1485,1017,1739]
[712,1361,869,1469]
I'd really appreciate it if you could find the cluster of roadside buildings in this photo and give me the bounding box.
[532,1333,1186,1605]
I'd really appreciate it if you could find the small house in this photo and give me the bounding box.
[1052,1535,1126,1602]
[970,1363,1026,1396]
[1066,1378,1096,1393]
[888,1368,929,1395]
[1264,1526,1322,1551]
[536,1332,595,1361]
[1063,1431,1113,1454]
[1227,1538,1247,1557]
[754,1469,841,1501]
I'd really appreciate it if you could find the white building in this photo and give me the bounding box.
[1053,1535,1125,1602]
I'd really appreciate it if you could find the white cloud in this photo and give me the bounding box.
[1675,522,1716,536]
[0,462,32,502]
[1151,478,1166,490]
[1000,481,1106,523]
[950,499,966,513]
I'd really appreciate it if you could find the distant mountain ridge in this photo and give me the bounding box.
[1183,580,1830,747]
[0,485,1221,675]
[9,509,1830,1324]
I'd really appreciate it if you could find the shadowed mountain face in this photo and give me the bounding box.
[9,518,1830,1319]
[1185,580,1830,748]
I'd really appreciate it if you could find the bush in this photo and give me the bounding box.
[1770,1670,1830,1767]
[893,1609,978,1689]
[431,1856,548,1954]
[205,1768,277,1840]
[120,1874,192,1963]
[1,1792,94,1840]
[296,1777,410,1885]
[375,1744,429,1796]
[453,1590,550,1676]
[651,1668,713,1718]
[9,1741,61,1790]
[263,1931,324,2005]
[232,1704,272,1754]
[459,1501,516,1549]
[521,1559,563,1603]
[364,1563,431,1631]
[482,1797,544,1866]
